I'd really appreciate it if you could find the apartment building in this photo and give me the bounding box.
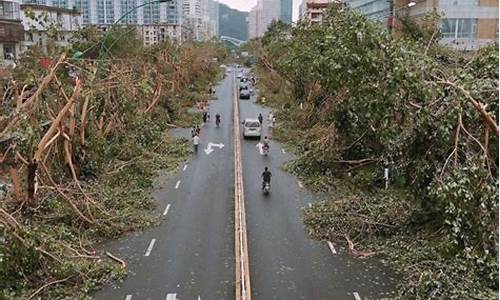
[24,0,184,25]
[0,0,23,63]
[139,23,184,45]
[299,0,334,24]
[20,3,82,52]
[247,0,281,38]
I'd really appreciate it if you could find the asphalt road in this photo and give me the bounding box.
[93,68,396,300]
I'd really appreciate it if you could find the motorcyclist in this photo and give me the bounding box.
[258,113,263,125]
[215,113,221,127]
[261,167,272,189]
[262,136,270,152]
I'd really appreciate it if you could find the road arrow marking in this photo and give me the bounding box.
[204,142,224,155]
[125,295,132,300]
[327,241,337,254]
[175,180,181,189]
[281,148,286,154]
[297,180,304,188]
[165,293,178,300]
[353,292,361,300]
[163,204,171,216]
[144,238,156,256]
[308,202,312,208]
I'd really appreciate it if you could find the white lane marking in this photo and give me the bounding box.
[183,164,188,171]
[308,202,312,208]
[297,180,304,188]
[198,297,201,300]
[163,204,171,216]
[166,293,178,300]
[353,292,362,300]
[281,148,286,154]
[144,238,156,257]
[327,241,337,254]
[125,296,132,300]
[175,180,181,189]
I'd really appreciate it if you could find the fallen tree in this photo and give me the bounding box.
[0,28,227,298]
[251,5,498,299]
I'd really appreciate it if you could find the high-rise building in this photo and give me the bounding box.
[182,0,217,40]
[247,0,293,38]
[280,0,292,24]
[23,0,183,26]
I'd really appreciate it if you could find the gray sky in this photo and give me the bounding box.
[218,0,301,21]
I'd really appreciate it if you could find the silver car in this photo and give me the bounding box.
[242,118,261,138]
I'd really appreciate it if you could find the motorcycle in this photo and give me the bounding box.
[262,143,270,156]
[262,181,271,195]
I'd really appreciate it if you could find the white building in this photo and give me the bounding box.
[182,0,217,41]
[20,3,82,52]
[247,0,280,38]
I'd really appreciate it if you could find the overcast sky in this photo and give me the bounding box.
[218,0,301,21]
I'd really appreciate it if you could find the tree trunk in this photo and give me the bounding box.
[27,162,37,204]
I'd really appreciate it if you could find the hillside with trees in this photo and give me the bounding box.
[219,3,248,41]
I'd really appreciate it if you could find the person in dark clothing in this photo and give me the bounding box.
[203,111,208,123]
[261,167,272,189]
[196,125,201,135]
[258,113,263,125]
[191,126,197,138]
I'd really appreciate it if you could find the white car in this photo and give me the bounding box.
[242,118,261,138]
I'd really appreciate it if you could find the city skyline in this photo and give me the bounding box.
[219,0,300,20]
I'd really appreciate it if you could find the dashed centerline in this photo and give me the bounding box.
[125,295,132,300]
[163,204,171,216]
[327,241,337,254]
[144,238,156,257]
[183,164,188,171]
[175,180,181,189]
[353,292,362,300]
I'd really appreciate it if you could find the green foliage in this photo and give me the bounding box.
[253,3,499,298]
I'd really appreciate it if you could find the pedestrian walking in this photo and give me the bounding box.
[191,126,197,138]
[203,111,208,123]
[207,111,210,121]
[196,125,201,135]
[193,134,200,153]
[258,113,263,125]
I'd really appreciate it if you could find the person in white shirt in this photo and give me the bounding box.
[193,134,200,153]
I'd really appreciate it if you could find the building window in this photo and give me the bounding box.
[3,43,16,59]
[441,18,477,39]
[0,1,19,20]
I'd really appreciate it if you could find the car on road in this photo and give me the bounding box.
[239,81,249,91]
[239,88,250,99]
[242,118,261,138]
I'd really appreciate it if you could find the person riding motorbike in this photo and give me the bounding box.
[261,167,272,190]
[215,113,221,127]
[262,136,270,153]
